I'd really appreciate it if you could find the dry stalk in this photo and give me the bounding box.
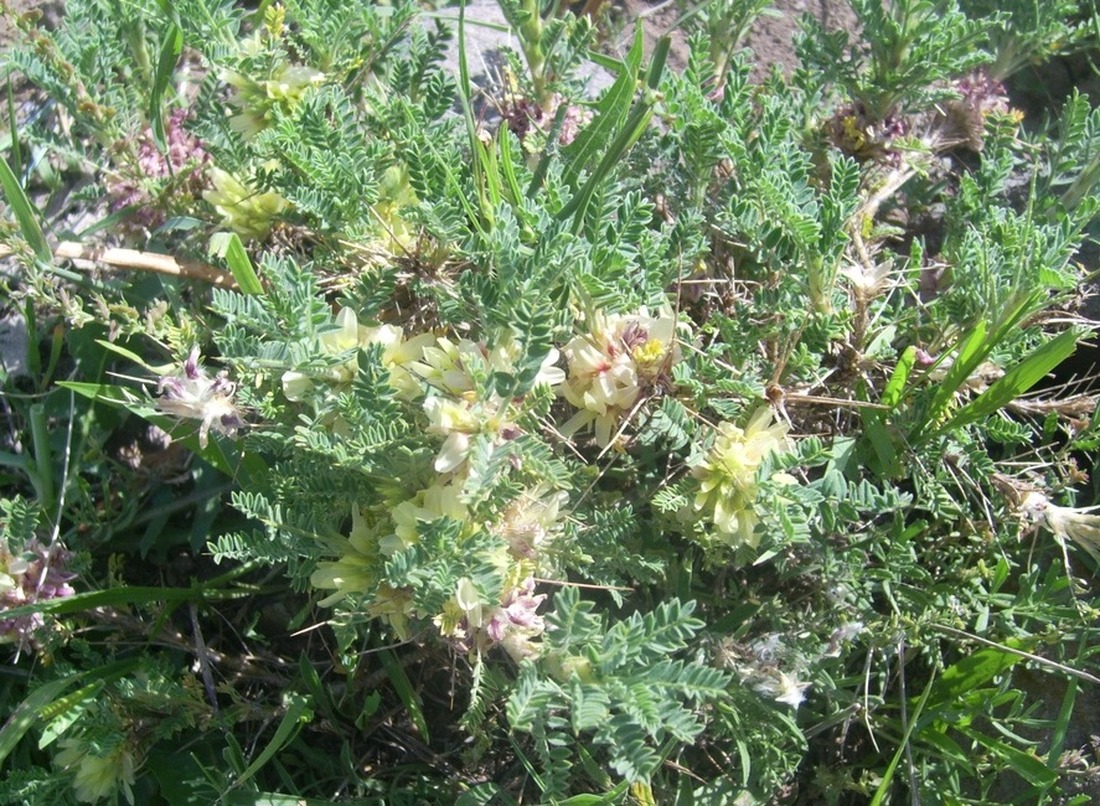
[0,241,236,288]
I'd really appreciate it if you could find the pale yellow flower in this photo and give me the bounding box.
[559,308,681,446]
[360,324,434,400]
[310,506,380,606]
[55,737,138,804]
[384,480,468,555]
[495,486,566,560]
[224,64,324,139]
[282,310,432,403]
[486,333,566,388]
[282,307,363,401]
[203,167,287,239]
[409,337,484,395]
[435,577,486,641]
[692,408,792,548]
[366,584,414,640]
[411,334,565,397]
[423,393,519,474]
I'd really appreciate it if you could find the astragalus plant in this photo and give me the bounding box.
[1,0,1100,802]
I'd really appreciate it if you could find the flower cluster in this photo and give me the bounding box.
[282,308,432,405]
[0,538,76,648]
[938,69,1012,151]
[224,63,325,139]
[691,408,794,549]
[436,575,548,661]
[826,102,911,164]
[306,322,568,658]
[371,165,419,255]
[410,333,563,472]
[559,307,681,446]
[106,109,211,231]
[504,92,593,146]
[156,347,245,448]
[714,634,812,710]
[203,167,288,240]
[54,735,139,804]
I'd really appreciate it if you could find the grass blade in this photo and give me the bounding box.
[7,77,22,180]
[940,329,1080,431]
[209,232,264,295]
[0,153,51,263]
[378,648,430,741]
[150,23,183,153]
[232,692,312,789]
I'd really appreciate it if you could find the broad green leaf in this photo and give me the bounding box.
[926,646,1025,710]
[38,681,105,748]
[210,232,264,295]
[882,345,917,409]
[860,410,902,478]
[558,787,630,806]
[559,35,669,231]
[94,338,171,374]
[942,329,1079,431]
[916,728,974,772]
[922,321,987,429]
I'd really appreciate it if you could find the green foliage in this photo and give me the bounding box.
[2,0,1100,802]
[509,587,731,792]
[799,0,991,120]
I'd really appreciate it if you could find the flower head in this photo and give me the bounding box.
[224,63,325,139]
[0,537,76,648]
[487,577,548,660]
[409,337,486,396]
[692,407,792,548]
[752,670,812,709]
[436,576,548,661]
[156,347,244,448]
[203,167,287,239]
[1020,491,1100,564]
[55,736,139,804]
[559,308,681,446]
